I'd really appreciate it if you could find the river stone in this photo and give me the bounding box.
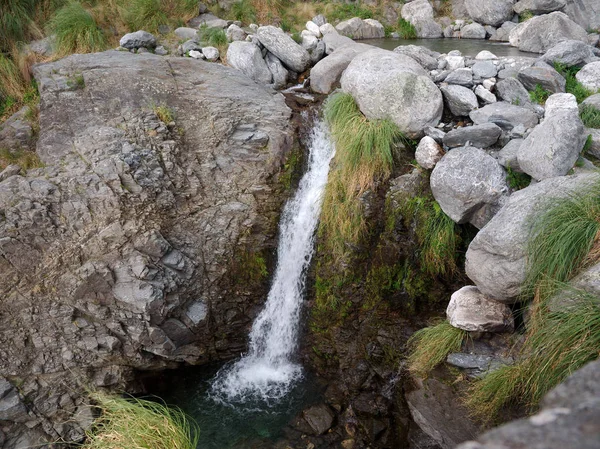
[323,32,354,54]
[475,85,497,104]
[301,31,318,51]
[456,359,600,449]
[446,54,466,71]
[461,23,487,39]
[306,20,321,37]
[441,85,478,116]
[509,12,588,53]
[575,61,600,91]
[541,40,599,67]
[476,50,498,60]
[465,172,600,301]
[470,102,539,130]
[174,27,198,40]
[415,136,444,169]
[119,30,157,50]
[257,26,310,72]
[340,48,443,138]
[582,93,600,111]
[472,60,498,78]
[445,68,474,87]
[226,24,247,42]
[336,17,363,37]
[490,21,517,42]
[431,146,508,226]
[544,92,579,117]
[265,52,288,89]
[495,78,531,107]
[393,45,440,70]
[401,0,435,22]
[563,0,600,34]
[202,46,220,62]
[447,286,514,332]
[517,108,585,180]
[361,19,386,39]
[517,66,566,93]
[227,41,272,84]
[302,404,335,435]
[413,18,444,38]
[464,0,515,26]
[498,138,524,171]
[425,126,446,143]
[514,0,566,14]
[310,44,370,94]
[443,123,502,148]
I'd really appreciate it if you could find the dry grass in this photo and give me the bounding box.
[0,148,43,171]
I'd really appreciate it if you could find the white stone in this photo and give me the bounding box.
[544,93,578,118]
[415,136,444,169]
[306,20,322,37]
[320,23,338,36]
[483,78,496,90]
[202,46,220,62]
[475,85,497,104]
[476,50,498,60]
[446,55,465,70]
[447,286,514,332]
[188,50,204,59]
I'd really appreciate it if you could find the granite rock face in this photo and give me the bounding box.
[1,50,294,443]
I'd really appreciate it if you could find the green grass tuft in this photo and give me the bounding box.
[153,103,174,123]
[198,25,228,47]
[123,0,169,33]
[580,104,600,129]
[519,10,535,22]
[397,18,417,39]
[529,84,551,105]
[0,0,40,52]
[48,1,107,55]
[506,166,531,191]
[524,179,600,300]
[231,0,257,24]
[553,62,594,104]
[0,148,44,171]
[328,2,373,22]
[407,320,467,377]
[83,392,199,449]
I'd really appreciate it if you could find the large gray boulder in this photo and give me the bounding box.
[465,173,600,301]
[464,0,515,26]
[393,45,440,70]
[443,123,503,148]
[456,359,600,449]
[495,78,532,107]
[509,12,588,53]
[472,60,498,78]
[265,52,288,89]
[445,68,474,87]
[447,286,514,332]
[335,18,385,39]
[470,102,539,130]
[517,65,566,93]
[256,26,311,72]
[441,85,479,116]
[490,21,517,41]
[563,0,600,34]
[513,0,566,15]
[227,41,272,84]
[340,48,443,138]
[3,50,295,442]
[431,146,508,227]
[576,61,600,91]
[541,40,600,67]
[310,43,370,94]
[401,0,443,38]
[461,23,487,39]
[517,97,586,180]
[322,32,354,54]
[119,30,157,50]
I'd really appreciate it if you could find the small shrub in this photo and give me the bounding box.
[397,18,417,39]
[48,1,106,55]
[153,103,174,124]
[580,104,600,129]
[198,25,228,47]
[583,134,594,156]
[83,392,199,449]
[528,84,551,105]
[407,320,467,377]
[231,0,256,23]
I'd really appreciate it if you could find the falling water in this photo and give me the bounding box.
[210,117,335,405]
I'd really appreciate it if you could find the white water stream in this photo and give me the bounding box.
[210,118,335,404]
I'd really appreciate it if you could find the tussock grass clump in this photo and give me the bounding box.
[198,26,228,47]
[48,2,107,55]
[123,0,167,33]
[231,0,257,23]
[580,104,600,129]
[553,62,594,103]
[328,2,373,22]
[0,55,28,103]
[407,320,467,377]
[397,18,417,39]
[529,84,551,105]
[467,286,600,422]
[319,92,405,260]
[0,0,40,52]
[524,180,600,300]
[83,393,199,449]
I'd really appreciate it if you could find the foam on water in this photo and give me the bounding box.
[210,117,335,404]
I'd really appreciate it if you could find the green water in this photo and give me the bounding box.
[143,362,325,449]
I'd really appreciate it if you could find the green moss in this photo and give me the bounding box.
[518,10,535,22]
[278,147,303,191]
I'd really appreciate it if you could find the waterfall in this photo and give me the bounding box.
[210,117,335,404]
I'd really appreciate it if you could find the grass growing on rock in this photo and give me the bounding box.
[523,179,600,300]
[198,25,228,47]
[83,392,199,449]
[528,84,551,105]
[0,148,43,171]
[48,1,107,55]
[553,62,594,104]
[231,0,257,23]
[397,18,417,39]
[580,104,600,129]
[467,285,600,422]
[407,320,467,377]
[327,1,373,22]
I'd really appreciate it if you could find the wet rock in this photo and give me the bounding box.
[465,0,514,26]
[119,30,157,50]
[470,102,539,130]
[227,41,272,84]
[441,85,478,116]
[465,173,600,301]
[257,26,310,72]
[302,404,336,435]
[446,353,504,374]
[431,146,508,227]
[443,123,502,149]
[576,61,600,91]
[416,136,444,169]
[341,48,443,138]
[447,286,514,332]
[509,12,588,53]
[517,65,566,93]
[310,43,370,94]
